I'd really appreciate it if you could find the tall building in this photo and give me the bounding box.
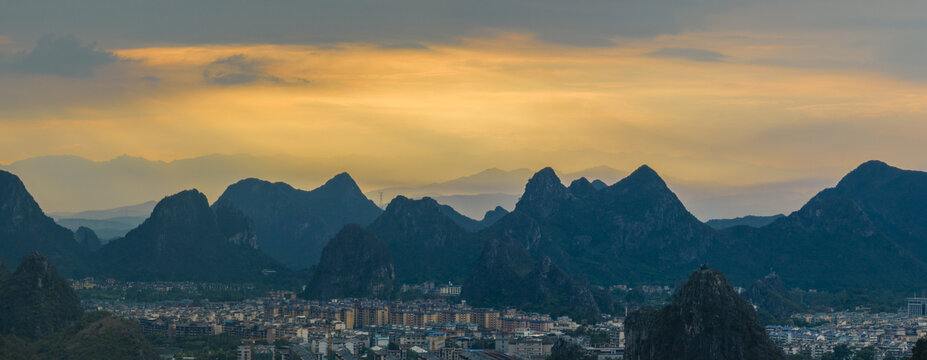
[908,297,927,317]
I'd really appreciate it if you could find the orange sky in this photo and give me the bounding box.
[2,30,927,187]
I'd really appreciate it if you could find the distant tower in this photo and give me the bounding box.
[379,192,384,208]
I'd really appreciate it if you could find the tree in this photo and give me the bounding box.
[822,345,852,360]
[853,346,875,360]
[547,338,594,360]
[834,345,852,360]
[913,338,927,360]
[471,338,495,350]
[786,350,813,360]
[274,338,290,347]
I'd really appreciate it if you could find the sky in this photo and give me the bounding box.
[2,0,927,212]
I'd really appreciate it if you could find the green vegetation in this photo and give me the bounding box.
[147,333,241,360]
[913,338,927,360]
[0,253,84,339]
[35,311,158,360]
[470,338,495,349]
[0,254,159,359]
[798,288,902,313]
[393,287,441,301]
[620,288,673,308]
[0,312,159,360]
[547,338,595,360]
[77,284,269,302]
[563,327,611,348]
[785,350,813,360]
[755,287,906,326]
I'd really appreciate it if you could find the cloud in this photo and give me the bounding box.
[202,54,301,85]
[1,34,118,77]
[646,47,729,62]
[140,75,160,83]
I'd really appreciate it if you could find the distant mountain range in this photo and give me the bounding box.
[50,201,155,241]
[2,154,837,221]
[705,214,785,229]
[317,160,927,318]
[366,166,629,218]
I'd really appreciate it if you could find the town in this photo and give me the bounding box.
[72,278,927,360]
[76,278,620,360]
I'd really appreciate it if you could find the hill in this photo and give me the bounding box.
[0,253,83,339]
[625,267,783,360]
[0,253,157,360]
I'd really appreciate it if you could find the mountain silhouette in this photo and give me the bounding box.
[369,196,483,283]
[303,224,394,300]
[216,173,382,267]
[95,190,285,281]
[0,170,87,276]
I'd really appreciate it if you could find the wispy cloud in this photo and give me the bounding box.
[646,47,728,62]
[202,54,307,85]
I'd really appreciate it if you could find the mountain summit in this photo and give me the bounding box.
[515,167,574,218]
[317,172,365,195]
[834,160,904,192]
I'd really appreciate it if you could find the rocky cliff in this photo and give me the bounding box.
[625,267,783,360]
